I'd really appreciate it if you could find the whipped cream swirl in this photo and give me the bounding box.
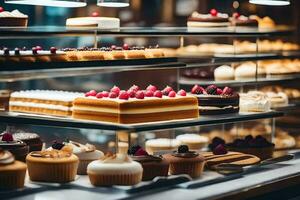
[0,149,15,164]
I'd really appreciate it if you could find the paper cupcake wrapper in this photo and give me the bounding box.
[27,160,78,183]
[0,169,26,189]
[88,172,142,186]
[169,161,205,178]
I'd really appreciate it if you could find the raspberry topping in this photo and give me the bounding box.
[92,11,99,17]
[206,85,218,95]
[32,47,38,54]
[210,9,218,17]
[213,144,228,155]
[154,90,163,98]
[119,91,129,100]
[109,92,118,98]
[129,85,139,92]
[50,47,57,54]
[1,132,13,142]
[222,86,233,96]
[135,91,145,99]
[123,44,129,50]
[233,12,240,19]
[145,90,154,97]
[162,86,173,96]
[177,89,187,96]
[168,91,176,97]
[101,91,109,97]
[127,89,136,98]
[0,7,4,13]
[85,90,97,97]
[96,92,103,99]
[111,45,117,50]
[134,148,149,156]
[191,85,206,94]
[36,46,42,51]
[216,88,223,95]
[146,85,157,92]
[110,86,120,95]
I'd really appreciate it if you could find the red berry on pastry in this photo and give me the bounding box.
[119,91,129,100]
[222,86,233,95]
[134,148,149,156]
[146,84,157,92]
[162,86,173,95]
[129,85,139,92]
[135,91,145,99]
[145,90,154,97]
[0,7,4,12]
[36,46,42,51]
[191,84,206,94]
[109,92,118,98]
[154,90,163,98]
[110,86,120,95]
[96,92,103,99]
[92,11,99,17]
[101,91,109,97]
[32,47,38,54]
[210,9,218,17]
[233,12,240,19]
[1,132,13,142]
[216,88,223,95]
[177,89,187,96]
[123,44,129,50]
[213,144,228,155]
[206,85,218,95]
[127,89,136,98]
[111,45,117,50]
[85,90,97,97]
[50,47,57,54]
[168,91,176,97]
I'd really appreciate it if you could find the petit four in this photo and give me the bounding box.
[239,91,271,112]
[0,8,28,27]
[66,17,120,29]
[187,9,229,27]
[13,132,43,152]
[176,134,209,150]
[145,138,181,154]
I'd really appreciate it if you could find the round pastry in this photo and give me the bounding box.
[176,134,209,150]
[124,48,146,59]
[87,153,143,186]
[0,149,27,189]
[26,147,79,183]
[145,138,181,154]
[163,145,205,178]
[0,132,29,162]
[128,145,169,181]
[239,91,271,112]
[235,62,266,80]
[145,46,165,58]
[61,141,104,175]
[214,65,235,81]
[13,132,43,152]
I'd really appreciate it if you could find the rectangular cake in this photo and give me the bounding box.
[9,90,84,117]
[72,86,199,124]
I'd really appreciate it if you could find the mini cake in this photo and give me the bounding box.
[235,62,266,80]
[214,65,235,81]
[227,135,275,160]
[266,92,288,108]
[66,17,120,29]
[13,132,43,152]
[0,132,29,162]
[187,9,229,27]
[163,145,205,178]
[239,91,271,112]
[53,140,104,175]
[26,147,79,183]
[176,134,209,150]
[0,90,11,111]
[87,153,143,186]
[0,8,28,27]
[190,84,239,115]
[0,149,27,189]
[72,85,199,124]
[9,90,84,117]
[230,13,258,27]
[145,138,181,154]
[128,145,169,181]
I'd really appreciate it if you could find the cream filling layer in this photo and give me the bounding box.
[187,21,230,27]
[73,105,197,114]
[9,101,72,111]
[199,105,239,110]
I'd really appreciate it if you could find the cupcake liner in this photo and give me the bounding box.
[169,161,205,178]
[27,160,78,183]
[88,172,142,186]
[0,163,26,189]
[77,160,93,175]
[141,161,169,181]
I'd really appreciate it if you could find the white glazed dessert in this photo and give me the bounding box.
[235,62,266,80]
[66,17,120,29]
[176,134,209,150]
[145,138,181,154]
[266,92,288,108]
[214,65,235,81]
[9,90,84,117]
[239,91,271,112]
[87,153,143,186]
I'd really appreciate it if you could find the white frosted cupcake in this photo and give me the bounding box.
[176,134,209,150]
[87,153,143,186]
[145,138,181,154]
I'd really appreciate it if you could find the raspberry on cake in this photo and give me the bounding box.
[72,85,199,124]
[190,84,240,115]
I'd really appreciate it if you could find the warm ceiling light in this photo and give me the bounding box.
[249,0,290,6]
[97,0,129,7]
[5,0,87,7]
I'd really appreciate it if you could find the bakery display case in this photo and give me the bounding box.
[1,2,300,200]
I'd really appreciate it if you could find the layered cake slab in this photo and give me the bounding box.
[9,90,84,117]
[73,86,199,124]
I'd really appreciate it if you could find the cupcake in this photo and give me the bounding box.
[26,145,79,183]
[13,132,43,152]
[163,145,205,178]
[61,140,104,175]
[128,145,169,181]
[176,134,209,150]
[145,138,181,154]
[87,153,143,186]
[0,149,27,189]
[0,132,29,162]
